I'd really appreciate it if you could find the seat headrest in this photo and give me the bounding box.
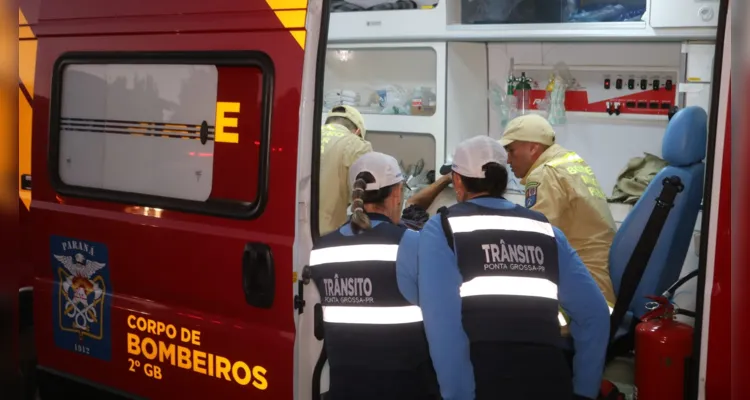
[662,106,708,167]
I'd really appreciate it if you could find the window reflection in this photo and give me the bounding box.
[330,1,438,13]
[461,0,646,24]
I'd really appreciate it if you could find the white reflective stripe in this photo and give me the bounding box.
[447,215,555,237]
[309,244,399,266]
[323,305,423,324]
[609,306,614,314]
[460,276,558,300]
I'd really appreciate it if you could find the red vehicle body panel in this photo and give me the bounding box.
[29,1,307,398]
[704,89,730,400]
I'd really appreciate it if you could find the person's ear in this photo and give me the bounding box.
[451,173,461,190]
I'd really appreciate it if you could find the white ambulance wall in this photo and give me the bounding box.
[487,43,680,195]
[547,119,666,196]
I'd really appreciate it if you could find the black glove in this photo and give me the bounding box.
[401,204,430,230]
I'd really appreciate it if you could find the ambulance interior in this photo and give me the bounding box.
[310,0,724,397]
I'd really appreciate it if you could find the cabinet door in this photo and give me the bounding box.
[650,0,720,28]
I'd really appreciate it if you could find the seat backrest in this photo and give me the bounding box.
[609,106,708,319]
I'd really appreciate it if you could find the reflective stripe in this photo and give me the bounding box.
[447,215,555,237]
[546,152,583,167]
[309,244,399,266]
[460,276,558,300]
[323,305,423,324]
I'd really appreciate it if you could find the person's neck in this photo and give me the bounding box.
[363,206,393,222]
[465,192,490,201]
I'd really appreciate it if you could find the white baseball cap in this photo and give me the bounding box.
[440,135,508,178]
[349,152,405,191]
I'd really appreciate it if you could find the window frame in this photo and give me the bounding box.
[48,51,275,219]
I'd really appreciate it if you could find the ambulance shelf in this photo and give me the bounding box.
[322,113,440,134]
[322,42,489,174]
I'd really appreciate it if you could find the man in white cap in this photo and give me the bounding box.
[416,135,609,400]
[500,114,617,308]
[319,105,373,235]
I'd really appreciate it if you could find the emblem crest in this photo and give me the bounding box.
[525,182,539,208]
[51,235,112,360]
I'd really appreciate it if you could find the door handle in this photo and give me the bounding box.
[242,243,275,309]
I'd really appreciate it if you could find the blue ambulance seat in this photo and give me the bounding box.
[609,106,708,328]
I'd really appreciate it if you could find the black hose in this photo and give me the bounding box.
[664,269,699,297]
[677,309,697,318]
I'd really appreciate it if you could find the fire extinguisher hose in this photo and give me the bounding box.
[662,269,699,299]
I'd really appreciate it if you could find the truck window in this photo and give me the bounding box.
[48,52,275,219]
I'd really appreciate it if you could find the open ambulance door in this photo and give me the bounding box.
[293,0,333,399]
[689,0,731,398]
[29,0,326,398]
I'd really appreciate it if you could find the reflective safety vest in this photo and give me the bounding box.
[309,222,437,399]
[440,201,562,347]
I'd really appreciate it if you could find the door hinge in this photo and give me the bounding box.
[294,266,312,313]
[294,294,306,312]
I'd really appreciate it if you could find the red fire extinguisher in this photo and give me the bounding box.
[634,295,693,400]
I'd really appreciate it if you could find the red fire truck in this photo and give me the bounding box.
[14,0,732,399]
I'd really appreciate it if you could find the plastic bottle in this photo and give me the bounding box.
[411,87,424,115]
[514,72,532,116]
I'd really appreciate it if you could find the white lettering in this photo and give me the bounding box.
[482,245,492,263]
[322,274,374,303]
[480,240,547,272]
[61,240,96,257]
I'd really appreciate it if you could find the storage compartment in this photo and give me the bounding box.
[367,131,436,178]
[324,47,438,116]
[460,0,647,24]
[650,0,720,28]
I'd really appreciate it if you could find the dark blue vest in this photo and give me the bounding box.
[441,201,562,345]
[309,217,438,400]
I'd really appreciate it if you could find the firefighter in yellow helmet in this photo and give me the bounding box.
[319,105,373,236]
[500,114,616,327]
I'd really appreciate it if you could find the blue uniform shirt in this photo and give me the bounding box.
[337,213,420,305]
[413,197,609,400]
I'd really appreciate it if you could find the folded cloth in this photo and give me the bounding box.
[608,152,668,204]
